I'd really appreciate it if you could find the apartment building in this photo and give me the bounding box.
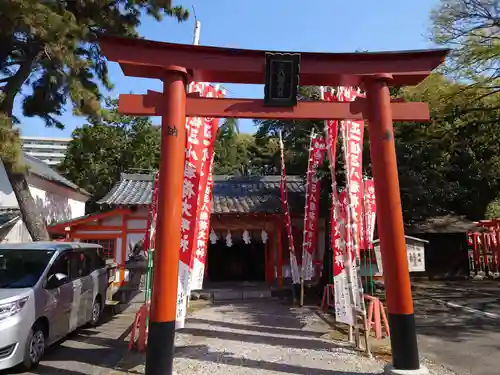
[20,136,71,166]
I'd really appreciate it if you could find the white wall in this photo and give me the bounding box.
[0,162,17,208]
[0,162,88,224]
[1,219,32,243]
[28,175,87,225]
[0,161,88,243]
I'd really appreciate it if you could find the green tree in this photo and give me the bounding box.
[214,118,246,175]
[428,1,500,220]
[60,99,160,213]
[254,86,346,182]
[253,78,500,223]
[397,73,500,222]
[0,0,188,240]
[213,119,279,176]
[214,132,252,175]
[247,135,280,175]
[431,0,500,98]
[255,86,326,175]
[218,118,240,139]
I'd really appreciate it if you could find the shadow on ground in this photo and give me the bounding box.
[113,299,381,375]
[115,345,381,375]
[190,300,342,350]
[213,300,308,330]
[412,285,500,343]
[175,344,380,375]
[1,313,132,375]
[188,317,325,338]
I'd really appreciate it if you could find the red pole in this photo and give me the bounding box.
[277,226,283,288]
[271,228,276,284]
[365,74,422,372]
[496,227,500,272]
[473,233,479,271]
[145,66,187,375]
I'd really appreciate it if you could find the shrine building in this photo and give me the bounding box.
[48,173,326,288]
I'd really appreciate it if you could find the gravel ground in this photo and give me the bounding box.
[111,299,460,375]
[162,300,458,375]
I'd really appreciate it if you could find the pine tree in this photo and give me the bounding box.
[0,0,188,240]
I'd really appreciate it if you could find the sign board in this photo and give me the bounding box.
[406,242,425,272]
[373,243,383,276]
[368,235,427,276]
[264,53,300,107]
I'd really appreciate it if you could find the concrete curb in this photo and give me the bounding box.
[384,364,430,375]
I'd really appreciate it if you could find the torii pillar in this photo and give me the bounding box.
[145,66,188,375]
[98,35,448,375]
[365,73,422,374]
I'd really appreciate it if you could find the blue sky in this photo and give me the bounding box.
[17,0,440,138]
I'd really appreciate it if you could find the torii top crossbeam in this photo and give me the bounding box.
[100,35,446,86]
[99,35,448,120]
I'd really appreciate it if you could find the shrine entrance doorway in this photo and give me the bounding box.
[207,235,266,283]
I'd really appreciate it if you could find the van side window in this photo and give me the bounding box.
[46,252,71,287]
[84,247,106,272]
[72,251,92,279]
[94,247,107,269]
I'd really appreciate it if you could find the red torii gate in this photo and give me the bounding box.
[98,35,448,375]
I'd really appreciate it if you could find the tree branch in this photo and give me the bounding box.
[0,51,40,116]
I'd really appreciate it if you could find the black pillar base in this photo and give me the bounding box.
[145,320,176,375]
[388,313,420,370]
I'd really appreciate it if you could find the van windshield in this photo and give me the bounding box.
[0,249,55,288]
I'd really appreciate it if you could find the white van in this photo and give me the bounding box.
[0,242,108,370]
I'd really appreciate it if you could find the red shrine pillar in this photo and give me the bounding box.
[146,66,187,375]
[365,74,423,374]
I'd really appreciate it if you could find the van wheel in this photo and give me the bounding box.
[89,298,101,326]
[22,327,45,369]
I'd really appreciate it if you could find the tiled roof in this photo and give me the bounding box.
[97,174,305,214]
[405,215,478,234]
[23,153,90,196]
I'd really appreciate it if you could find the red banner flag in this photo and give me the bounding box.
[343,123,364,257]
[176,83,221,328]
[323,87,354,325]
[363,179,376,250]
[279,132,300,284]
[334,191,354,324]
[302,133,325,281]
[144,172,159,253]
[190,154,215,290]
[339,86,364,311]
[189,87,225,291]
[338,87,365,259]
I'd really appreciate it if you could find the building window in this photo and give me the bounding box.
[82,239,115,259]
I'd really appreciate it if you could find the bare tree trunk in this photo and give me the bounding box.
[3,162,50,241]
[1,51,49,241]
